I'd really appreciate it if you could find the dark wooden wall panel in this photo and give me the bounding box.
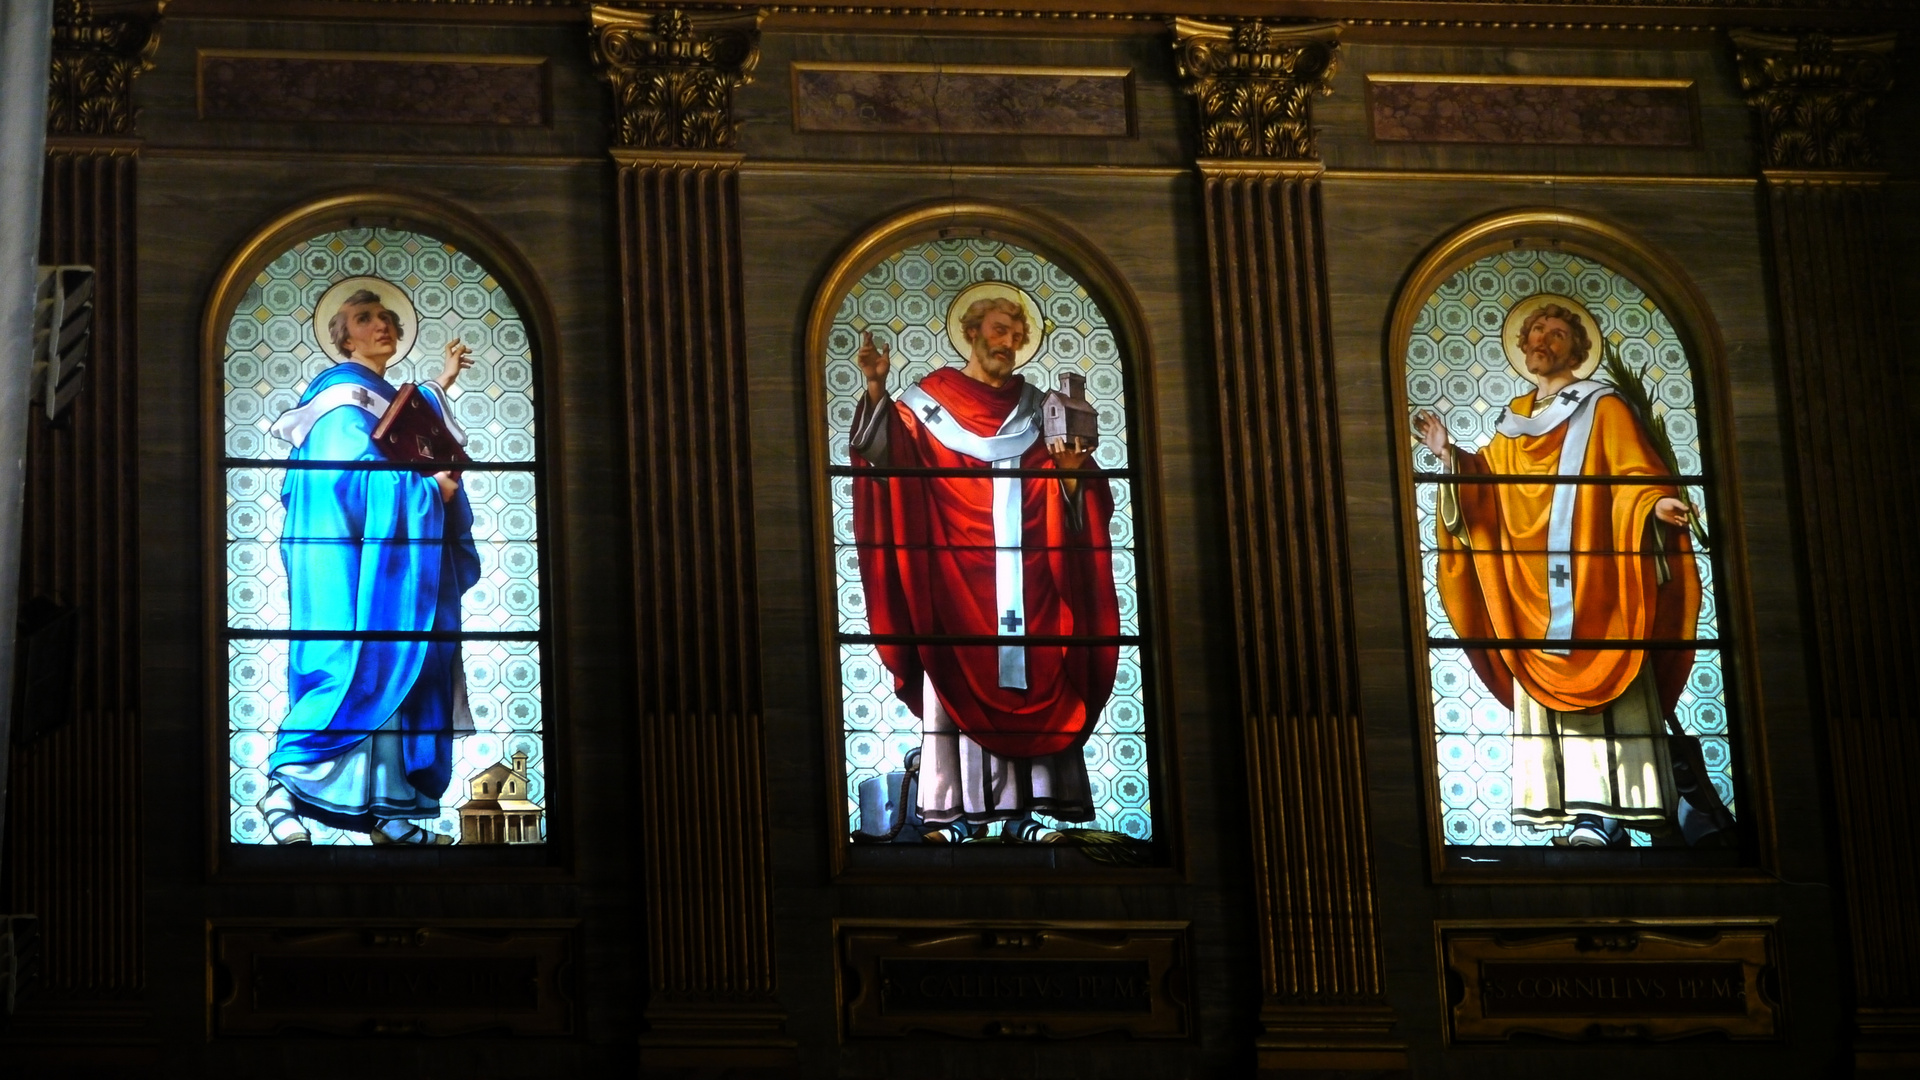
[1764,175,1920,1054]
[5,148,144,1031]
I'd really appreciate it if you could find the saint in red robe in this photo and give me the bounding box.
[852,366,1120,760]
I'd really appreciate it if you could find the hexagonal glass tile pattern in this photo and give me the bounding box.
[224,227,546,846]
[1406,250,1734,847]
[826,238,1152,841]
[224,228,536,463]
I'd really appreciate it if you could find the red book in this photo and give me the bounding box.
[370,382,470,476]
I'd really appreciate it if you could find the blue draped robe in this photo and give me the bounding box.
[265,363,481,828]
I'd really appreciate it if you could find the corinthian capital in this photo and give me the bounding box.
[48,0,164,137]
[1171,18,1340,162]
[1730,29,1897,171]
[589,5,762,152]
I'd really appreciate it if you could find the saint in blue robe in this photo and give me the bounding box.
[265,363,481,830]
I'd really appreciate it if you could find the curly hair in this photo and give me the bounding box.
[326,289,405,356]
[1515,303,1591,370]
[959,296,1030,350]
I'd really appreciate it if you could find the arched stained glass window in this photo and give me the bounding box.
[220,220,550,849]
[811,213,1163,868]
[1395,221,1747,870]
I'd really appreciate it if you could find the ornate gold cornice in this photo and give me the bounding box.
[1171,18,1340,162]
[1731,28,1897,170]
[589,5,761,152]
[48,0,164,138]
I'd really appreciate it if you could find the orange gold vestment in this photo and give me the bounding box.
[1436,392,1700,717]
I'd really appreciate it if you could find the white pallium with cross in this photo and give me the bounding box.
[897,382,1042,691]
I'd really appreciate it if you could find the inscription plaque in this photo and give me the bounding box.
[1441,920,1781,1042]
[211,920,577,1037]
[881,959,1154,1015]
[839,920,1187,1040]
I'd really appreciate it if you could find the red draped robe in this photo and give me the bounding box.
[853,367,1120,759]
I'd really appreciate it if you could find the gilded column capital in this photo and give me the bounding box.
[48,0,164,138]
[589,5,762,153]
[1730,28,1897,171]
[1171,17,1340,162]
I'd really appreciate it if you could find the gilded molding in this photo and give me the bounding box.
[1731,29,1897,170]
[1171,18,1340,161]
[589,5,761,152]
[48,0,164,138]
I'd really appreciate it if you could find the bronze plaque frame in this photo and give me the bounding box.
[836,919,1189,1040]
[209,918,579,1038]
[1439,918,1782,1043]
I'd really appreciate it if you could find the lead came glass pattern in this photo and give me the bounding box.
[1406,250,1735,848]
[827,239,1152,841]
[223,227,549,846]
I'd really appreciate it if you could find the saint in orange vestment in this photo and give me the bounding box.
[1436,388,1700,718]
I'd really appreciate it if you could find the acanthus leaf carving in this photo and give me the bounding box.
[589,5,762,152]
[47,0,163,138]
[1171,17,1340,162]
[1731,28,1897,170]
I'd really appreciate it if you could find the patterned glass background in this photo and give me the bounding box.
[223,227,547,845]
[826,238,1151,840]
[1405,249,1733,847]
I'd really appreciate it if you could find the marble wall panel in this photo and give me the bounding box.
[791,63,1132,136]
[1368,76,1695,147]
[197,51,547,126]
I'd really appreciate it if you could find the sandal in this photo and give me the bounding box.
[259,782,310,845]
[371,820,453,846]
[1007,818,1065,843]
[919,820,982,844]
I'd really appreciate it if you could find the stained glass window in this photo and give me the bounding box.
[823,237,1153,849]
[224,227,548,847]
[1403,248,1736,853]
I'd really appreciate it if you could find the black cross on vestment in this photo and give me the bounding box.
[1001,610,1023,632]
[1549,563,1570,587]
[921,403,945,424]
[1558,388,1582,404]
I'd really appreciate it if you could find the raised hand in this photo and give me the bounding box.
[857,330,891,403]
[436,339,474,391]
[1411,409,1451,463]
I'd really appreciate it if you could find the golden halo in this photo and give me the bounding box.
[946,281,1045,369]
[313,275,418,366]
[1503,293,1603,384]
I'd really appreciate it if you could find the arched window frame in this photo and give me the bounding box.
[804,202,1183,881]
[200,191,570,879]
[1386,208,1775,882]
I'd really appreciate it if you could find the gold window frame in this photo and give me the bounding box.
[1384,208,1776,884]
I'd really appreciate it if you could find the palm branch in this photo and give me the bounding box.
[1597,341,1710,550]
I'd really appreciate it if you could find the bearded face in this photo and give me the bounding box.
[1523,315,1577,379]
[967,307,1027,379]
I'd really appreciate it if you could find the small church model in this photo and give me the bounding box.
[457,750,544,844]
[1041,371,1100,451]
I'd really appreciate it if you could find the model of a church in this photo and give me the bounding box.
[1041,371,1100,450]
[456,751,544,844]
